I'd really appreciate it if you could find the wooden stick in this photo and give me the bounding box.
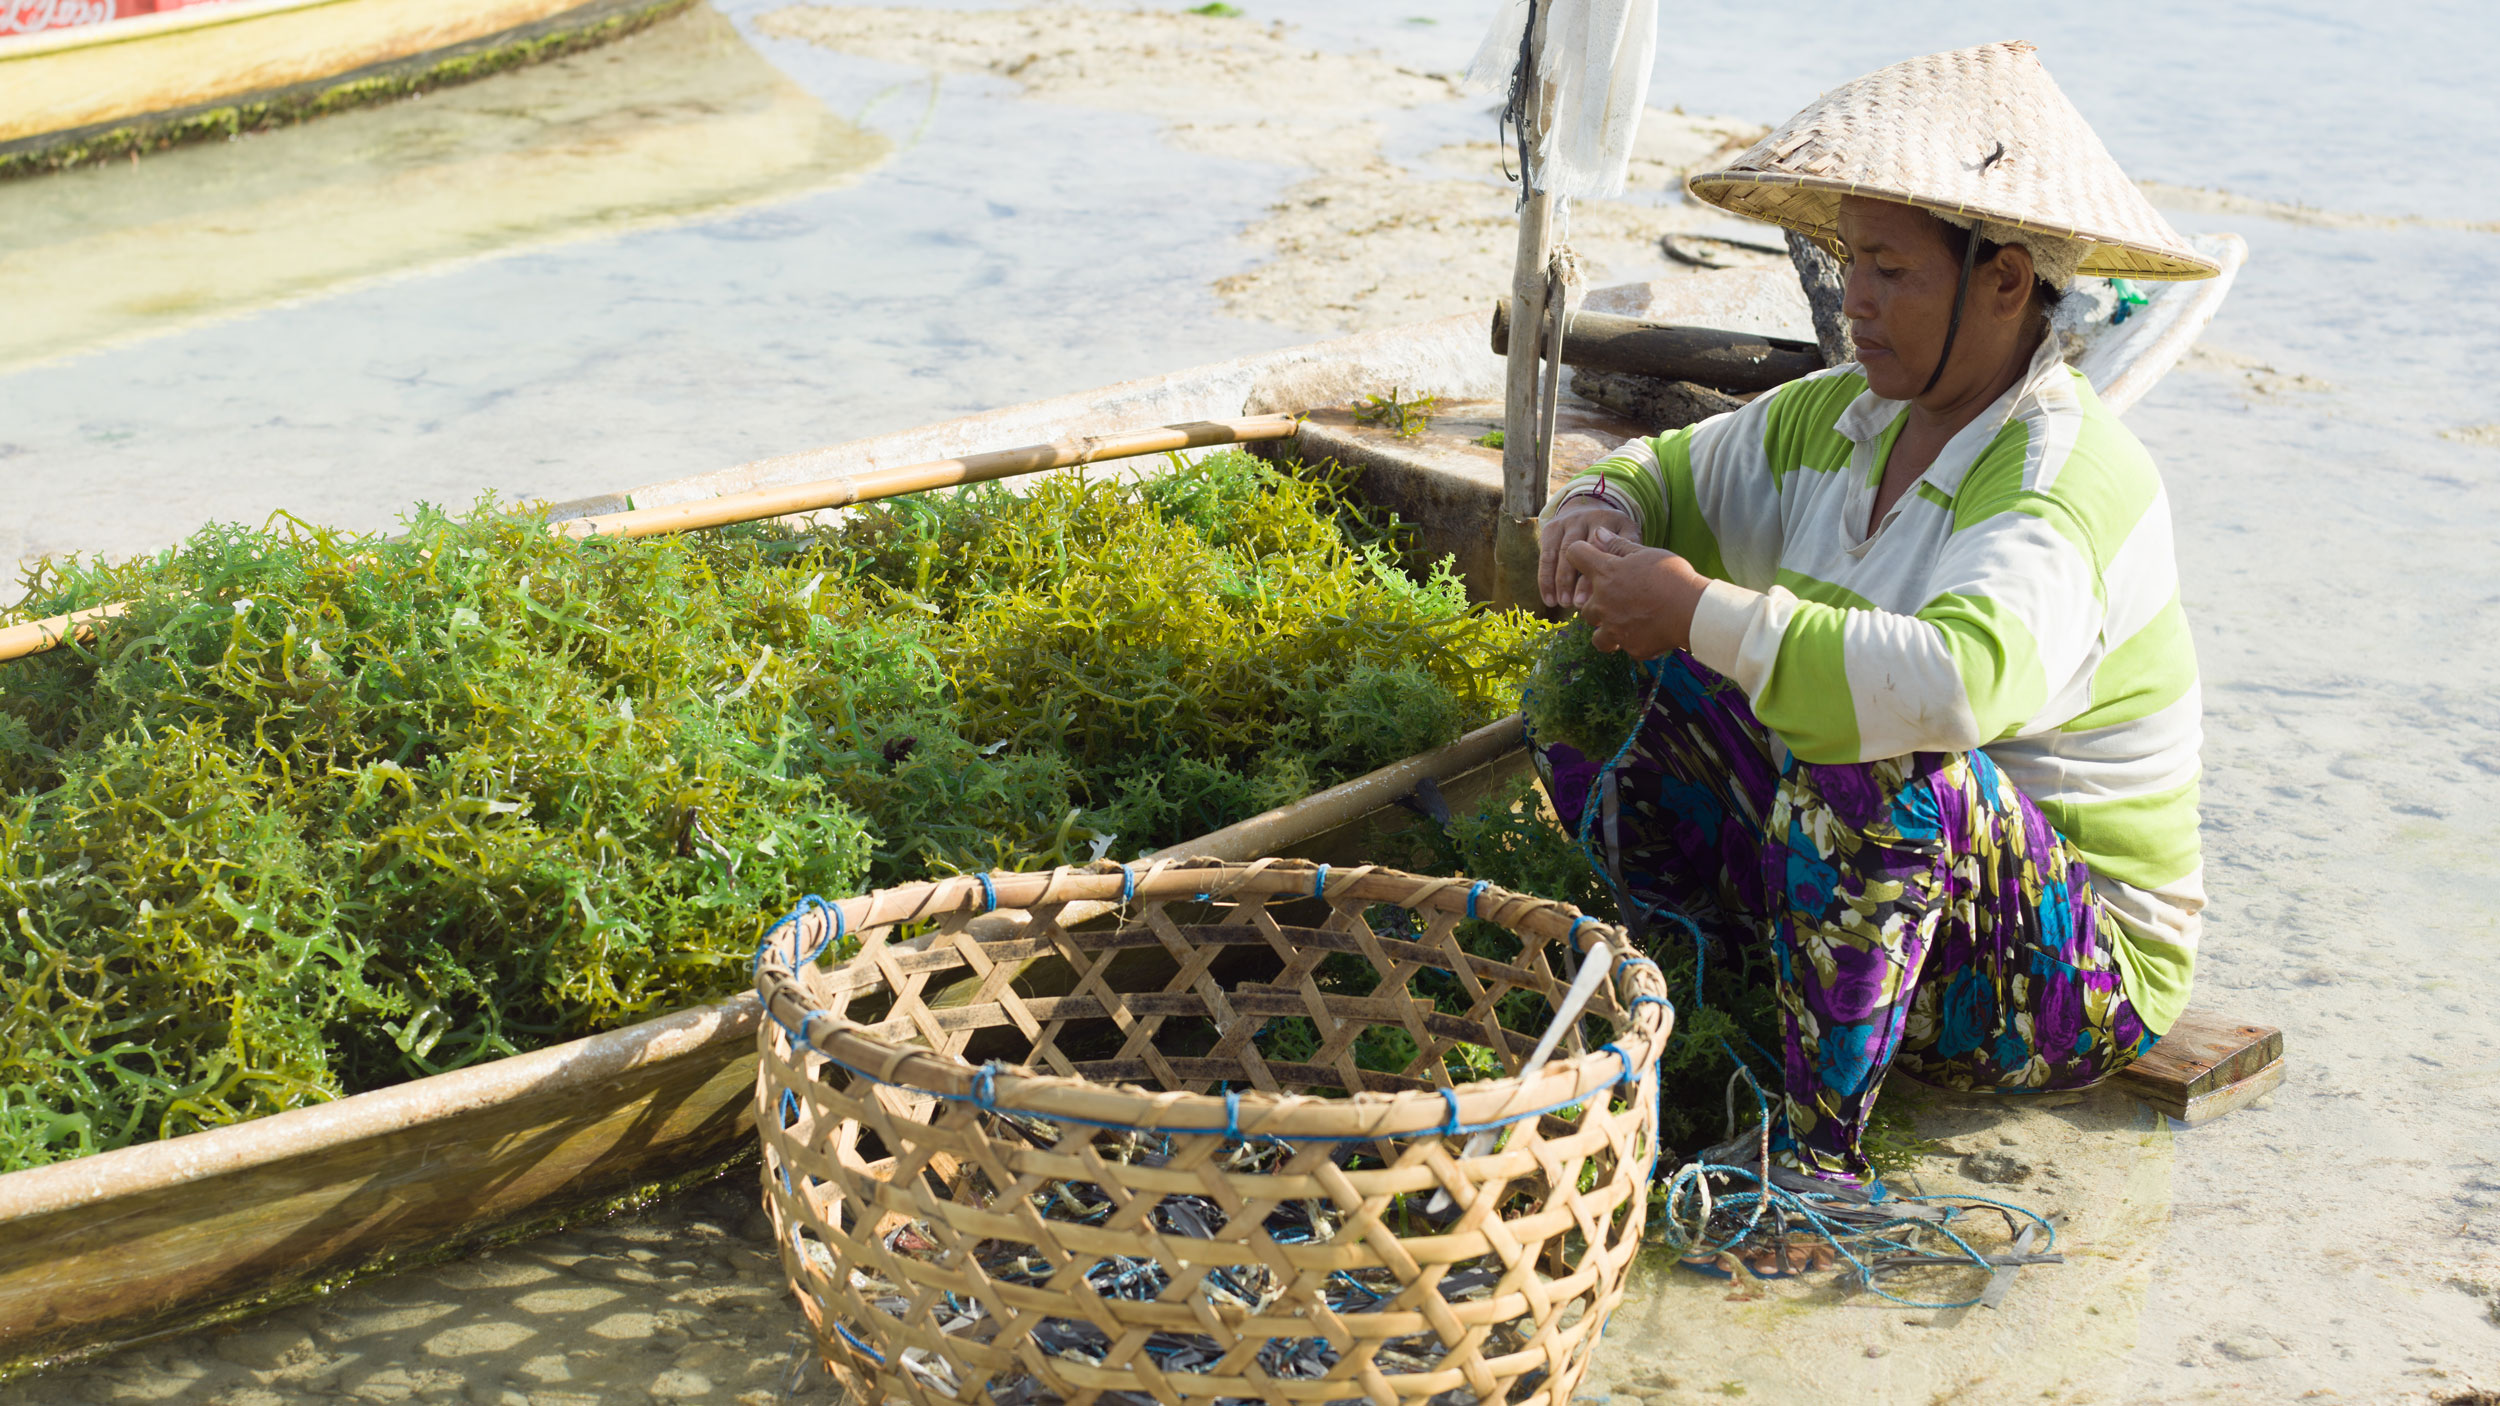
[0,416,1300,666]
[1043,713,1527,933]
[1491,1,1554,614]
[1500,189,1557,528]
[1783,230,1856,367]
[0,602,131,667]
[1425,936,1609,1214]
[553,415,1300,541]
[1490,302,1824,394]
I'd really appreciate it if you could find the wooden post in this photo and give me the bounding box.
[1489,302,1825,392]
[1492,10,1553,613]
[1784,231,1855,367]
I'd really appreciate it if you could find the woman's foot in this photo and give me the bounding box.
[1685,1124,1945,1231]
[1678,1236,1842,1281]
[1738,1236,1839,1277]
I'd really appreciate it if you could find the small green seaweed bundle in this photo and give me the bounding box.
[0,452,1540,1171]
[1522,617,1649,758]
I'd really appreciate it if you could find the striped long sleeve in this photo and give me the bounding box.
[1551,342,2204,1033]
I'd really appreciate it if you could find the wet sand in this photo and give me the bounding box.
[749,3,1774,334]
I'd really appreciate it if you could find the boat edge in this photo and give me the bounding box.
[0,0,698,182]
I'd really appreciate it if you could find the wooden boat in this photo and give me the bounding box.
[0,0,694,178]
[0,1,886,376]
[0,242,2247,1376]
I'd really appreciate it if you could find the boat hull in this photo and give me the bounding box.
[0,0,690,174]
[0,995,760,1374]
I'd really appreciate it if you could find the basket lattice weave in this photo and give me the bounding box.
[752,858,1672,1406]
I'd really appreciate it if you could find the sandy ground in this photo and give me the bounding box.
[5,4,2499,1404]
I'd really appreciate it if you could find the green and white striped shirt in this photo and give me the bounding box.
[1554,337,2201,1033]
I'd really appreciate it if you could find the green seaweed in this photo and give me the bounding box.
[1351,389,1437,440]
[0,452,1539,1172]
[1521,617,1647,758]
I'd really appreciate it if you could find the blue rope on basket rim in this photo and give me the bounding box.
[753,881,1672,1147]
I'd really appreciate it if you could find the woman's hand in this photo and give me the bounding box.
[1562,528,1710,658]
[1538,500,1636,609]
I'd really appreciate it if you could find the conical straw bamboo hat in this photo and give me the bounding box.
[1686,41,2217,281]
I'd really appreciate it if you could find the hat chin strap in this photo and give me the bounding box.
[1917,228,1985,399]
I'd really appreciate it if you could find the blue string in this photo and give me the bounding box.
[1657,1159,2060,1309]
[753,894,840,979]
[1546,663,2050,1306]
[764,991,1627,1144]
[1224,1087,1241,1141]
[1466,880,1489,919]
[1600,1042,1635,1086]
[1312,864,1330,899]
[834,1321,886,1364]
[1119,865,1137,903]
[976,872,998,913]
[1572,659,1667,931]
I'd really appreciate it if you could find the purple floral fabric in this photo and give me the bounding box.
[1533,652,2160,1184]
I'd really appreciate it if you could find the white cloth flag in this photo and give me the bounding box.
[1464,0,1659,200]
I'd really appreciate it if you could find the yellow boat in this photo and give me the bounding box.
[0,0,695,178]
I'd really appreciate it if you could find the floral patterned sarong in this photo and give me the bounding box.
[1533,652,2161,1184]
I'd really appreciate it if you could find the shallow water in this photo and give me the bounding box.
[2,2,2498,1400]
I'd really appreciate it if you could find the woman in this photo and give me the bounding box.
[1535,42,2217,1203]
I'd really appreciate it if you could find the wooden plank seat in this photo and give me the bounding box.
[2111,1008,2285,1125]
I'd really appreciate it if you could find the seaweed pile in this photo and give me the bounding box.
[0,453,1540,1172]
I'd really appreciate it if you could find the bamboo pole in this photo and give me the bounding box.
[0,602,131,667]
[1492,7,1554,613]
[553,414,1300,541]
[1495,194,1555,615]
[0,415,1299,666]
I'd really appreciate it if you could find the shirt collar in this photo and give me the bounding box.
[1834,336,2074,493]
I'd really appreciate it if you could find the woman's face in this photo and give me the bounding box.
[1835,196,2033,403]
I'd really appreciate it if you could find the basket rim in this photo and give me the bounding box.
[753,858,1674,1144]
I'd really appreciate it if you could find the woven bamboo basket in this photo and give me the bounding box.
[752,857,1673,1406]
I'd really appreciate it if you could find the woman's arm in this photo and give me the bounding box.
[1681,492,2105,762]
[1536,385,1803,608]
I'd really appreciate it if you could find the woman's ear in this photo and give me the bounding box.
[1986,243,2039,321]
